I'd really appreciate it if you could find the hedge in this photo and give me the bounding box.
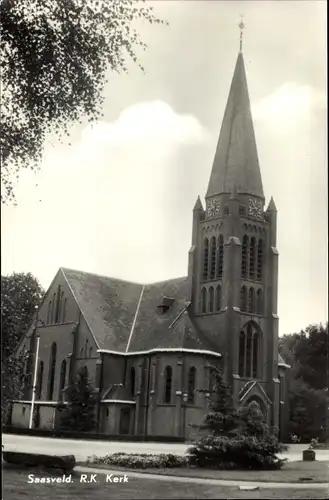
[89,453,188,469]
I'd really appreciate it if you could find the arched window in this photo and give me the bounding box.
[217,235,224,278]
[164,366,172,404]
[215,285,221,311]
[241,235,249,278]
[256,289,262,315]
[203,238,209,280]
[248,287,255,313]
[187,367,196,404]
[47,302,51,325]
[85,339,88,357]
[59,359,66,399]
[252,332,259,378]
[80,365,89,380]
[47,342,57,400]
[200,287,207,314]
[257,239,263,281]
[58,291,64,323]
[54,285,62,323]
[246,324,253,378]
[36,361,44,399]
[238,332,245,376]
[238,323,261,379]
[130,367,135,396]
[249,237,256,279]
[51,293,56,323]
[240,286,247,312]
[210,237,216,279]
[62,298,67,322]
[209,286,214,313]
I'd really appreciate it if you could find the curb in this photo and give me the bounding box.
[75,465,329,489]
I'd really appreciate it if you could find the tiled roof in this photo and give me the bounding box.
[62,268,143,351]
[62,268,215,354]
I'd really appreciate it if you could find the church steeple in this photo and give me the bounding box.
[206,46,264,199]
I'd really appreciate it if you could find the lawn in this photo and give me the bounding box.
[2,467,329,500]
[83,460,329,483]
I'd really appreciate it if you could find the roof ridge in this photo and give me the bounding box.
[145,276,187,286]
[61,267,144,286]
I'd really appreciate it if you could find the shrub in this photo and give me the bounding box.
[89,453,188,469]
[188,368,288,470]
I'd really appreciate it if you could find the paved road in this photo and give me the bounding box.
[3,434,329,463]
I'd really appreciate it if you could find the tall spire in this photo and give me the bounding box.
[206,31,264,200]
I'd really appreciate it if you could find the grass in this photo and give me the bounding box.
[2,466,329,500]
[83,460,329,483]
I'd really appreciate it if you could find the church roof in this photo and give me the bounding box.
[206,52,264,199]
[62,268,216,355]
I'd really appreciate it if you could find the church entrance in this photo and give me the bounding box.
[119,408,130,434]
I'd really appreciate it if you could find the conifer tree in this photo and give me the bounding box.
[58,367,97,432]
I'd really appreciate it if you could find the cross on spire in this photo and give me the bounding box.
[238,15,245,53]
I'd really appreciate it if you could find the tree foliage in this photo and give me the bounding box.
[188,368,287,470]
[58,367,97,432]
[0,0,166,202]
[1,271,44,419]
[279,323,328,442]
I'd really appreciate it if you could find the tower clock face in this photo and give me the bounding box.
[207,198,221,217]
[248,198,263,218]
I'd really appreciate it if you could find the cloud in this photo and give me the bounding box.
[2,101,207,286]
[252,83,326,131]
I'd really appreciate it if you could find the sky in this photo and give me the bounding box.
[1,0,327,335]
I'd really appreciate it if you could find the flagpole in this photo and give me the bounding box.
[29,308,40,429]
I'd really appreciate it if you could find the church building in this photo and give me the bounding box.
[11,41,290,440]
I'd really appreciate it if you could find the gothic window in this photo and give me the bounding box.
[55,286,61,323]
[130,367,135,396]
[164,366,172,404]
[59,359,66,399]
[200,287,207,314]
[62,298,67,322]
[89,347,93,358]
[51,293,56,323]
[252,332,259,378]
[246,324,253,378]
[36,361,44,399]
[210,237,216,279]
[224,205,229,215]
[209,286,214,313]
[240,286,247,312]
[217,235,224,278]
[239,205,246,216]
[257,239,263,281]
[81,365,88,379]
[256,289,263,315]
[249,237,256,279]
[248,287,255,313]
[187,367,196,404]
[80,347,84,357]
[241,235,248,278]
[47,342,57,400]
[47,302,52,324]
[215,285,221,311]
[238,323,261,379]
[203,238,209,280]
[238,332,245,376]
[85,339,88,357]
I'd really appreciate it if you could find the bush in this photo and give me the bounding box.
[89,453,188,469]
[188,368,288,470]
[187,434,287,470]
